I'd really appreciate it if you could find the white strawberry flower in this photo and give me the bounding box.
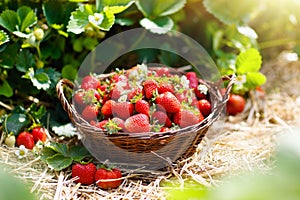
[197,84,208,95]
[15,145,28,159]
[180,75,190,89]
[235,75,246,89]
[88,13,104,26]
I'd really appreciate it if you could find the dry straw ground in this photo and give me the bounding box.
[1,52,300,199]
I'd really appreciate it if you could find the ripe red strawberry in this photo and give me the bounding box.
[185,72,198,89]
[152,111,172,127]
[74,91,85,106]
[173,109,202,128]
[72,163,97,185]
[155,92,181,113]
[82,105,99,121]
[95,167,122,189]
[93,120,108,130]
[155,67,170,77]
[16,131,35,149]
[160,127,171,132]
[101,100,114,118]
[127,88,144,101]
[110,86,121,100]
[135,100,150,116]
[158,82,174,94]
[111,117,126,132]
[81,75,100,90]
[112,102,134,119]
[143,79,158,99]
[31,127,47,143]
[124,114,151,133]
[226,94,246,115]
[198,99,211,117]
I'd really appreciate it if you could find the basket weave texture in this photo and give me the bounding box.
[56,68,234,171]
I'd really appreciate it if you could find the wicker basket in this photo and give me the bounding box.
[56,68,234,172]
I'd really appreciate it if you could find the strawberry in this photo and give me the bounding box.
[72,163,97,185]
[155,67,170,77]
[81,75,100,90]
[111,117,126,132]
[31,127,47,143]
[160,127,171,132]
[143,79,158,99]
[16,131,35,149]
[101,100,114,118]
[127,88,144,101]
[226,94,246,115]
[110,86,121,100]
[185,72,198,89]
[173,109,203,128]
[135,100,150,117]
[124,114,151,133]
[155,92,181,113]
[74,91,85,106]
[112,102,134,119]
[93,120,108,130]
[152,111,172,127]
[95,167,122,189]
[158,82,174,94]
[198,99,211,117]
[4,134,16,147]
[81,105,99,122]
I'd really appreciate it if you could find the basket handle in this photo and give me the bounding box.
[56,79,76,122]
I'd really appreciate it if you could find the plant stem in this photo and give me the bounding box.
[259,39,300,49]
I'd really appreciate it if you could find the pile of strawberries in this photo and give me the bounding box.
[73,64,212,133]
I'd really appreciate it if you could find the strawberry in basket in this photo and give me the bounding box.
[73,64,211,133]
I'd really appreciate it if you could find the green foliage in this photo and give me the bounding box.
[41,142,92,171]
[0,30,9,45]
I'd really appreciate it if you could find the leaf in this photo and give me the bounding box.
[203,0,258,25]
[40,147,57,163]
[98,9,115,31]
[140,16,174,34]
[42,1,77,26]
[28,104,46,121]
[115,18,135,26]
[245,72,266,89]
[47,142,69,157]
[0,10,19,32]
[97,0,134,12]
[236,48,262,74]
[17,6,37,32]
[67,5,92,34]
[4,113,30,135]
[15,50,34,72]
[22,68,51,90]
[0,43,20,69]
[69,145,91,162]
[46,154,73,171]
[136,0,186,18]
[0,80,13,97]
[0,30,9,45]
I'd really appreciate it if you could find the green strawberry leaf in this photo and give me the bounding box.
[140,16,174,34]
[0,80,13,98]
[97,0,134,12]
[47,142,69,157]
[236,48,262,74]
[136,0,186,18]
[0,43,20,69]
[67,4,93,34]
[245,72,266,89]
[0,10,19,32]
[40,146,58,163]
[0,30,9,45]
[4,112,30,136]
[203,0,258,25]
[17,6,37,32]
[98,9,115,31]
[46,154,73,171]
[69,145,91,162]
[15,49,35,73]
[27,103,46,121]
[22,68,51,90]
